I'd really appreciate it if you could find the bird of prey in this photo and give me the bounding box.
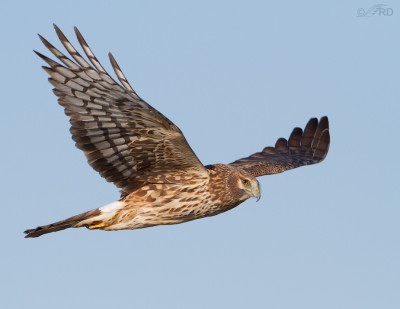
[24,25,330,238]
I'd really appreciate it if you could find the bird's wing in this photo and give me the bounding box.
[37,25,206,197]
[229,117,330,177]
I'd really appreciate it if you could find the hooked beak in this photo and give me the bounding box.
[252,181,261,202]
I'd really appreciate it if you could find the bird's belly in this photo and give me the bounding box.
[103,183,239,230]
[109,191,229,230]
[137,196,220,224]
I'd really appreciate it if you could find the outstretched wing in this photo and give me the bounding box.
[230,117,330,177]
[37,25,206,197]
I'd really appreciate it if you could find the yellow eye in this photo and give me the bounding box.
[242,179,250,186]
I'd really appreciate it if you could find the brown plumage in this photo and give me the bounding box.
[24,25,330,238]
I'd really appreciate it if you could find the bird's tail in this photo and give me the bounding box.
[24,208,101,238]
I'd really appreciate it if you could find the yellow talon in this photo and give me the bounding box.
[88,222,107,229]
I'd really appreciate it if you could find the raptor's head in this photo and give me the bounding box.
[229,167,261,203]
[206,164,261,204]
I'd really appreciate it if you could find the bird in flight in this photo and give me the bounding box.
[24,25,330,238]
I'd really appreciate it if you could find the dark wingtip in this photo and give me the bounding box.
[275,137,288,151]
[288,127,303,148]
[319,116,329,130]
[74,26,84,42]
[306,118,318,130]
[52,23,63,38]
[33,49,42,56]
[108,52,116,64]
[301,118,318,147]
[314,128,330,160]
[37,33,45,43]
[33,50,48,61]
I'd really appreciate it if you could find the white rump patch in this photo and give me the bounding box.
[99,201,124,213]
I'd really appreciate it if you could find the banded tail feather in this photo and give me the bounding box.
[24,208,101,238]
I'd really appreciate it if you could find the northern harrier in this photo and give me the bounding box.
[24,25,330,238]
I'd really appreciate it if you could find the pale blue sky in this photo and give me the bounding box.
[1,1,399,308]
